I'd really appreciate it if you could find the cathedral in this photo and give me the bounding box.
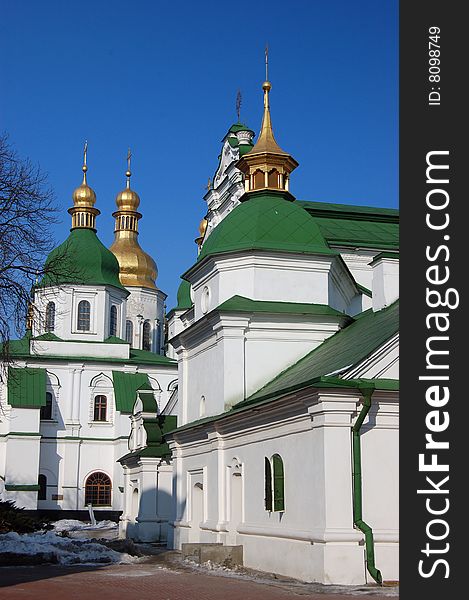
[0,73,399,586]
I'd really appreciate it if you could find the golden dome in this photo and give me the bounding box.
[68,145,100,230]
[110,234,158,289]
[109,151,158,289]
[115,168,141,211]
[199,218,208,236]
[72,165,97,207]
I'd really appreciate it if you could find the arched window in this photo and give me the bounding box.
[268,169,279,188]
[38,474,47,500]
[93,395,107,422]
[125,320,133,345]
[40,392,53,420]
[272,454,285,511]
[77,300,91,331]
[45,302,55,332]
[265,454,285,512]
[109,305,118,337]
[85,472,112,506]
[142,320,151,351]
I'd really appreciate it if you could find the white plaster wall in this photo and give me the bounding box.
[0,358,177,512]
[33,285,127,343]
[169,389,399,585]
[125,287,166,353]
[372,258,399,312]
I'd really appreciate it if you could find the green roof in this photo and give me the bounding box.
[228,122,254,134]
[39,228,127,292]
[119,415,177,461]
[199,191,335,260]
[176,279,192,310]
[2,333,175,367]
[298,201,399,250]
[168,377,398,435]
[112,371,151,413]
[246,301,399,403]
[369,252,400,265]
[217,295,350,319]
[7,367,46,408]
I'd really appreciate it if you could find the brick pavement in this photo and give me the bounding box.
[0,557,399,600]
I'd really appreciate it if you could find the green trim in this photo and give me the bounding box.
[369,252,400,265]
[7,367,46,408]
[217,296,351,319]
[41,435,128,442]
[5,484,40,491]
[0,431,42,437]
[357,284,372,298]
[352,387,382,585]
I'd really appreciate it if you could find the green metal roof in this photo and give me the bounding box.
[167,376,398,436]
[217,295,350,319]
[39,228,127,292]
[298,201,399,250]
[118,415,177,461]
[228,122,254,134]
[247,301,399,403]
[199,191,335,260]
[2,333,175,367]
[176,279,192,310]
[7,367,46,408]
[112,371,150,413]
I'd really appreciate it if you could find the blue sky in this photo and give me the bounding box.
[1,0,398,308]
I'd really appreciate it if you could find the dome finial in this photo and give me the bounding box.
[235,48,299,196]
[126,147,132,189]
[69,141,100,230]
[82,140,88,183]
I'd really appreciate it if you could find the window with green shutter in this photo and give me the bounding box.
[264,457,272,511]
[272,454,285,512]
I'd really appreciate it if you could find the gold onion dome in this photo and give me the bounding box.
[199,217,208,237]
[72,164,97,207]
[109,151,158,290]
[68,142,100,230]
[195,217,208,248]
[236,50,298,196]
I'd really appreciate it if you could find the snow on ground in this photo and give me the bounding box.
[0,530,137,565]
[52,519,118,532]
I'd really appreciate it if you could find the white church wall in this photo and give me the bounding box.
[169,387,399,585]
[33,284,128,342]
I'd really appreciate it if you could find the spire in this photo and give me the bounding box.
[126,147,132,189]
[235,50,298,196]
[68,141,100,230]
[109,151,158,289]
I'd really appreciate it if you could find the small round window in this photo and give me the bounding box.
[201,286,210,314]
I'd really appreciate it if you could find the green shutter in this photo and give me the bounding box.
[7,367,46,408]
[264,457,272,511]
[272,454,285,512]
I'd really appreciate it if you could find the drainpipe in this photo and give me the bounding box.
[352,386,382,585]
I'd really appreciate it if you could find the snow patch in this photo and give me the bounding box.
[52,519,118,532]
[0,531,136,565]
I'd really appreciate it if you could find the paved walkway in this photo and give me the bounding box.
[0,553,399,600]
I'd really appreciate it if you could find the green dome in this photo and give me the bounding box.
[199,191,335,260]
[40,228,127,291]
[176,279,192,310]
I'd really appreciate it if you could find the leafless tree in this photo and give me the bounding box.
[0,133,74,376]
